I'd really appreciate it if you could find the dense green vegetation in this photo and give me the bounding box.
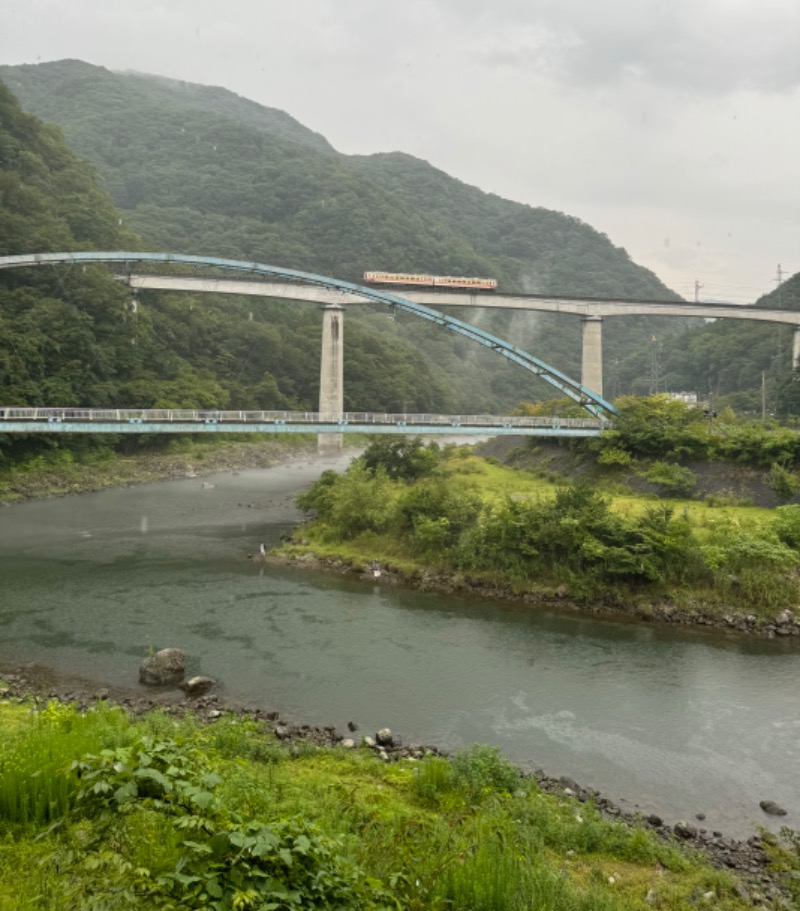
[2,59,799,426]
[0,694,778,910]
[0,79,448,470]
[654,274,800,414]
[1,59,703,411]
[287,399,800,617]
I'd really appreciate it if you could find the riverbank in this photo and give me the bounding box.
[267,551,800,640]
[272,438,800,638]
[0,663,794,908]
[3,440,795,904]
[0,436,319,504]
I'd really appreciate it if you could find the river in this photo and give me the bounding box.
[0,453,798,840]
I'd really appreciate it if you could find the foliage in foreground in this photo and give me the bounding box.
[0,698,775,911]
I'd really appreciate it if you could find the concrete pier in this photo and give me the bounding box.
[581,315,603,397]
[318,304,344,454]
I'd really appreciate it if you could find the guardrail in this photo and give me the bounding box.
[0,407,610,430]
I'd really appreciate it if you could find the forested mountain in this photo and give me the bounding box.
[0,90,458,443]
[658,272,800,415]
[0,59,699,409]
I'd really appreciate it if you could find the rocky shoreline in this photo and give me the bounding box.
[3,447,798,905]
[269,551,800,641]
[0,661,794,907]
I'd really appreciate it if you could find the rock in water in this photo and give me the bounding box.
[759,800,787,816]
[179,675,216,697]
[139,648,185,686]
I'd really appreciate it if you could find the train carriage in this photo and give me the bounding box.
[364,271,497,291]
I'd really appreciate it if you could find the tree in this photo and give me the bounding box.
[361,437,440,481]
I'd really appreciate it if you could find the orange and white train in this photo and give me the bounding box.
[363,271,497,292]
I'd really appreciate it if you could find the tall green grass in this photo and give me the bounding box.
[0,700,130,825]
[0,702,763,910]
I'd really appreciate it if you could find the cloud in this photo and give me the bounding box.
[0,0,796,303]
[436,0,800,95]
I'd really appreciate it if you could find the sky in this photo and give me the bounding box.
[1,0,799,304]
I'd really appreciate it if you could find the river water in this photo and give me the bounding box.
[0,454,798,839]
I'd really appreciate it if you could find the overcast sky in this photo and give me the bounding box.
[2,0,799,303]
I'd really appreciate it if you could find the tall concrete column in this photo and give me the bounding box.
[581,315,603,397]
[793,327,800,370]
[318,303,344,454]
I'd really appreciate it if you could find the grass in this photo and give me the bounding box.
[0,699,767,910]
[280,448,800,621]
[446,455,777,535]
[291,451,782,571]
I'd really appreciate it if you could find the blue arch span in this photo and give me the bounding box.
[0,252,617,417]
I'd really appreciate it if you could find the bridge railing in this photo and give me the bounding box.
[0,407,610,429]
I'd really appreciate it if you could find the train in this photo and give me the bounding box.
[363,271,497,292]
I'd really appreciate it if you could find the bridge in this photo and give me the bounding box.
[0,407,608,438]
[0,252,620,450]
[118,274,800,397]
[3,251,792,448]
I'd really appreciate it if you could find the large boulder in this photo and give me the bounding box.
[139,648,185,686]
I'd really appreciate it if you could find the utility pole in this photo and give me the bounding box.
[608,357,620,401]
[649,335,661,395]
[775,264,786,371]
[775,263,785,308]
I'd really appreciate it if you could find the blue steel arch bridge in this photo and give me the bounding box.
[0,252,617,445]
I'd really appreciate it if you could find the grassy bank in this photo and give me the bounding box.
[275,440,800,629]
[1,689,792,910]
[0,435,318,505]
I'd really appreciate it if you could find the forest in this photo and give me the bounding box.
[1,59,799,469]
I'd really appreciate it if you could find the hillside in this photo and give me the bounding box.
[658,272,800,414]
[0,80,450,462]
[0,59,700,407]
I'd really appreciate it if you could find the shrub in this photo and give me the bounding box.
[596,446,633,467]
[767,463,800,502]
[642,461,698,498]
[772,504,800,549]
[606,395,710,461]
[450,744,522,800]
[394,477,482,555]
[65,734,393,910]
[360,436,440,480]
[714,422,800,468]
[318,464,396,539]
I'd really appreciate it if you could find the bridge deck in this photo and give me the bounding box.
[0,408,609,437]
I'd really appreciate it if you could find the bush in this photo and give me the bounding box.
[605,395,710,461]
[298,463,395,540]
[596,446,633,467]
[360,436,440,481]
[394,477,482,556]
[714,422,800,468]
[65,733,393,910]
[767,463,800,502]
[642,461,698,498]
[450,744,522,800]
[772,504,800,549]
